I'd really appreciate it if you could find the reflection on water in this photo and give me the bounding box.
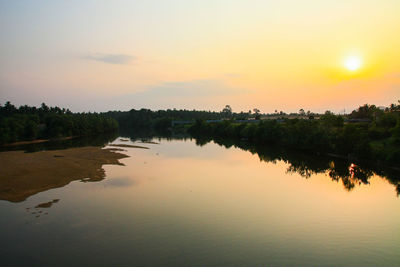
[0,136,399,266]
[0,133,118,153]
[193,136,400,196]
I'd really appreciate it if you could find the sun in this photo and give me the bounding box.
[344,56,362,71]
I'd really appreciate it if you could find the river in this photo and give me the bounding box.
[0,136,399,266]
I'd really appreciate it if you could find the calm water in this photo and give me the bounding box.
[1,137,399,266]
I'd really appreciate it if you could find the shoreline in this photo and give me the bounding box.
[0,146,129,202]
[1,136,78,147]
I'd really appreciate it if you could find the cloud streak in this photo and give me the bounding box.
[142,79,245,97]
[84,53,135,64]
[106,79,248,110]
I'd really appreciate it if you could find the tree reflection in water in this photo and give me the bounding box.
[192,136,400,195]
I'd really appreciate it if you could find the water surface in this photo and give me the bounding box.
[0,137,399,266]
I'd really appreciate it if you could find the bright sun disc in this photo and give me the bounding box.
[344,56,362,71]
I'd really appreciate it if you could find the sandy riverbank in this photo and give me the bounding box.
[109,144,149,149]
[0,146,129,202]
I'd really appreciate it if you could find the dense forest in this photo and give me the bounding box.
[0,102,118,144]
[188,101,400,165]
[0,102,250,144]
[2,100,400,166]
[106,104,252,133]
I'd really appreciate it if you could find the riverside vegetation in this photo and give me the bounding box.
[189,102,400,166]
[1,101,399,166]
[0,102,118,144]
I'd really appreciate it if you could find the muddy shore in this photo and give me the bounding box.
[0,146,128,202]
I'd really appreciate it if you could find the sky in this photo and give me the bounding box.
[0,0,399,113]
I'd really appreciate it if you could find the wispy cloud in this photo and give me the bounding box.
[143,79,245,97]
[108,79,248,110]
[84,53,135,64]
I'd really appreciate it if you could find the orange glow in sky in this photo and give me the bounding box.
[0,0,399,112]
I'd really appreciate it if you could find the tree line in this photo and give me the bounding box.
[3,100,400,166]
[105,105,255,133]
[188,101,400,165]
[0,102,118,144]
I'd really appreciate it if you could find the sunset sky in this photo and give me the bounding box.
[1,0,399,113]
